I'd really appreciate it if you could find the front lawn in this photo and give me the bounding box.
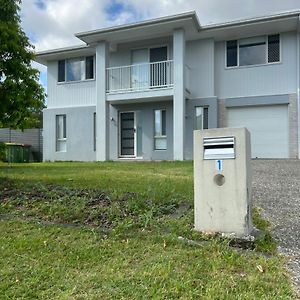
[0,162,294,299]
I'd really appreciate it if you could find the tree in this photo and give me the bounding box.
[0,0,45,129]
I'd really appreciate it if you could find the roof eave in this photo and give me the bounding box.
[202,10,300,31]
[34,44,93,65]
[75,11,200,42]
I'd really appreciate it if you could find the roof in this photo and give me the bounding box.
[202,10,300,30]
[35,44,95,65]
[35,10,300,65]
[76,11,201,43]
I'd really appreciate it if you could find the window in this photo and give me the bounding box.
[66,58,85,81]
[226,40,238,67]
[226,34,280,67]
[58,56,95,82]
[239,36,266,66]
[154,109,166,150]
[86,56,94,80]
[58,60,65,82]
[268,35,280,63]
[56,115,66,152]
[195,107,208,130]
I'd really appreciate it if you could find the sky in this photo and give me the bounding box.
[20,0,300,90]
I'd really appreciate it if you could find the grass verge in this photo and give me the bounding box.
[0,162,295,299]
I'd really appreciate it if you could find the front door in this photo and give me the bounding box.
[120,112,136,157]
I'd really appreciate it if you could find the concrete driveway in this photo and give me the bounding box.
[252,159,300,295]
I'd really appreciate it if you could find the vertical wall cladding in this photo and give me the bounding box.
[43,106,96,161]
[108,100,173,160]
[288,94,299,158]
[186,39,215,98]
[215,31,298,98]
[47,61,96,108]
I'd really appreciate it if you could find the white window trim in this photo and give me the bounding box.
[154,109,167,151]
[56,115,67,152]
[57,55,96,84]
[225,34,282,69]
[194,107,204,130]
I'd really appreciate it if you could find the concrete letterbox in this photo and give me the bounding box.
[194,127,253,237]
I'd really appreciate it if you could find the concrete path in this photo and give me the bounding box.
[252,160,300,295]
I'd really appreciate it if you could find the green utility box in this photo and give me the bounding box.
[5,143,31,163]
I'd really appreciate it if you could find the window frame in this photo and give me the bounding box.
[56,114,67,152]
[57,56,95,84]
[154,109,167,151]
[194,106,208,130]
[225,34,281,69]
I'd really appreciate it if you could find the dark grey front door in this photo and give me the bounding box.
[120,112,135,156]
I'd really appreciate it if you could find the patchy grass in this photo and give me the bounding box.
[0,162,295,299]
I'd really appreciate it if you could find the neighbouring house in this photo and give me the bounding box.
[35,11,300,161]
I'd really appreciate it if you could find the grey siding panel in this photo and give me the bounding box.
[215,31,297,98]
[0,128,43,161]
[43,106,96,161]
[186,39,215,98]
[225,94,290,107]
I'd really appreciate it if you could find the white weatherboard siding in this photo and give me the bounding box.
[227,105,289,158]
[215,31,297,99]
[47,61,96,108]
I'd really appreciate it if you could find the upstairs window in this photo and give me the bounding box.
[67,58,85,81]
[226,40,238,67]
[268,35,280,63]
[58,56,95,82]
[58,60,65,82]
[239,36,266,66]
[226,34,280,67]
[86,56,94,80]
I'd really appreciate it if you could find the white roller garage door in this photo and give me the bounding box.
[227,105,289,158]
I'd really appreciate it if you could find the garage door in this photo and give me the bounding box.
[227,105,289,158]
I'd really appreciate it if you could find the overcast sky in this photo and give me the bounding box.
[20,0,300,88]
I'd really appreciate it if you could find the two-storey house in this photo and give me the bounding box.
[36,11,300,161]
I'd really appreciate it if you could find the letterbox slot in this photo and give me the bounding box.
[203,137,235,160]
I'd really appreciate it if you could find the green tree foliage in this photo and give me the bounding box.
[0,0,45,129]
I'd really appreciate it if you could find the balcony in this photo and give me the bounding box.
[106,60,174,94]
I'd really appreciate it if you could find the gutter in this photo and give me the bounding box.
[202,10,300,31]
